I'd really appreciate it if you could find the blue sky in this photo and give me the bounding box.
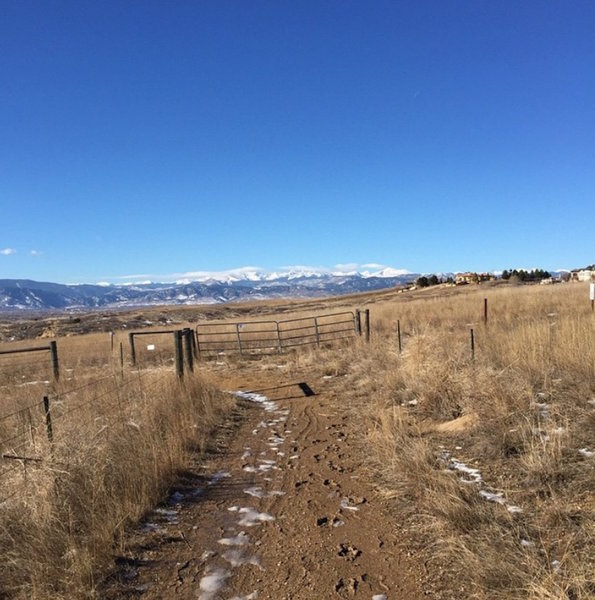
[1,1,593,283]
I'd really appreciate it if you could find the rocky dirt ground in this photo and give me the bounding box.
[101,358,427,600]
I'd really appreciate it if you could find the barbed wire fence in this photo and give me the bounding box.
[0,300,530,502]
[0,328,198,502]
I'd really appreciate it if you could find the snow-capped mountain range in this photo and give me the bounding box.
[150,265,412,285]
[0,266,418,312]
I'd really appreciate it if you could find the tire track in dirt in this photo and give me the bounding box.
[102,371,423,599]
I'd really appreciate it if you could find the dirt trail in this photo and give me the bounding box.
[103,366,424,599]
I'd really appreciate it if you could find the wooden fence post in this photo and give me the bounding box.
[314,317,320,347]
[236,323,243,355]
[364,309,370,343]
[43,395,53,444]
[174,331,184,379]
[119,342,124,377]
[355,310,362,336]
[191,330,198,358]
[276,322,283,354]
[183,329,194,373]
[49,341,60,382]
[129,333,136,367]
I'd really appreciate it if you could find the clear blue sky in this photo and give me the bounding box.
[1,1,593,283]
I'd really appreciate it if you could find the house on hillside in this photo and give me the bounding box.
[455,272,495,285]
[570,268,595,282]
[455,272,476,285]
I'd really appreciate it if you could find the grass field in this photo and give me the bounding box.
[0,281,592,599]
[351,282,594,599]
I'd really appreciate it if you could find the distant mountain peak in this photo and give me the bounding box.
[0,267,418,312]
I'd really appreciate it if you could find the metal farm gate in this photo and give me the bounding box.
[195,311,357,357]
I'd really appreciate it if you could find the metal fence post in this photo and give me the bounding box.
[43,395,53,444]
[49,341,60,382]
[397,319,402,353]
[355,310,362,336]
[470,328,475,361]
[236,323,243,355]
[364,309,370,343]
[484,298,488,325]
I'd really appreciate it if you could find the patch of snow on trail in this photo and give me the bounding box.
[237,507,275,527]
[268,434,284,446]
[140,522,163,533]
[479,490,506,504]
[153,507,179,523]
[448,458,482,484]
[198,567,230,600]
[244,486,285,499]
[200,390,285,598]
[442,451,522,513]
[208,471,231,485]
[233,391,278,412]
[218,532,250,546]
[223,548,262,568]
[244,486,264,498]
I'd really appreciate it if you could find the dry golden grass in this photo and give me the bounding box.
[0,282,592,599]
[348,283,595,599]
[0,333,235,599]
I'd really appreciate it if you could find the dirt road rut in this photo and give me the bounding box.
[104,371,423,599]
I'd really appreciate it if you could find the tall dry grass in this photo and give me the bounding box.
[1,283,592,599]
[0,334,235,599]
[350,283,594,599]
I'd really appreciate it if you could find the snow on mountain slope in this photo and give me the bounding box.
[0,267,417,312]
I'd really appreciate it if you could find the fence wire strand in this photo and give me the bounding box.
[0,360,51,370]
[54,373,118,398]
[48,372,171,445]
[0,399,45,423]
